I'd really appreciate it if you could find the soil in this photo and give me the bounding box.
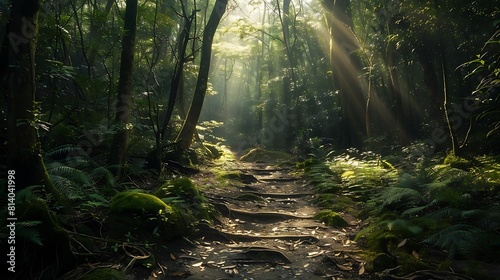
[125,159,374,280]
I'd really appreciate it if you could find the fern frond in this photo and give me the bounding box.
[16,221,43,246]
[426,207,463,220]
[380,187,424,210]
[16,185,43,202]
[424,224,482,258]
[47,165,91,186]
[46,144,85,158]
[402,204,431,217]
[91,166,115,186]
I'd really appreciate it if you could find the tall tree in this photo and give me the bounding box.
[176,0,227,150]
[2,0,70,209]
[108,0,138,172]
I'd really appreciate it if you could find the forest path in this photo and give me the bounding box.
[145,159,369,280]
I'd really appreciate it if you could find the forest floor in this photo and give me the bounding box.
[127,156,373,280]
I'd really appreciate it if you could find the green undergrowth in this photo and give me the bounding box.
[299,148,500,278]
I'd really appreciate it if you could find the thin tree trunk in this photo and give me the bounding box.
[176,0,227,150]
[108,0,138,172]
[160,9,195,139]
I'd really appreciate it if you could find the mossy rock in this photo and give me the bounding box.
[155,177,200,200]
[315,194,355,213]
[240,148,292,163]
[110,190,172,215]
[81,268,125,280]
[108,191,185,241]
[13,199,75,279]
[314,210,348,227]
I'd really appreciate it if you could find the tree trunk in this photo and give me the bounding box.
[108,0,138,172]
[176,0,227,150]
[3,0,71,210]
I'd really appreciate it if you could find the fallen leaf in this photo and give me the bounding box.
[358,263,365,275]
[169,253,176,260]
[412,250,419,259]
[336,263,353,271]
[191,262,203,267]
[397,239,407,248]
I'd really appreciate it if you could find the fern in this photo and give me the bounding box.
[16,185,44,201]
[47,163,91,186]
[424,224,482,258]
[380,187,424,211]
[16,221,43,246]
[46,144,86,158]
[90,166,115,186]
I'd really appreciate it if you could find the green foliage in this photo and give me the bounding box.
[155,177,200,201]
[155,177,211,221]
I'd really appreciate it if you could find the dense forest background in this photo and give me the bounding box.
[1,0,499,279]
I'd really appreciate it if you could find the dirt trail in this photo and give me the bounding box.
[140,160,368,280]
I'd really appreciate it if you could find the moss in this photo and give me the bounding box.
[444,152,471,170]
[314,210,348,227]
[240,148,292,163]
[315,194,355,213]
[110,190,172,215]
[81,268,124,280]
[107,191,187,241]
